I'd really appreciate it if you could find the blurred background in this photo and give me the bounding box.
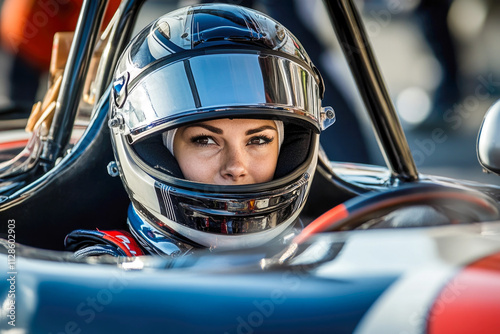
[1,0,499,184]
[357,0,500,184]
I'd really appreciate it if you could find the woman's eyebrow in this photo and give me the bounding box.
[186,123,223,134]
[246,125,277,135]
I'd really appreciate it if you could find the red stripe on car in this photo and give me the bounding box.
[427,252,500,334]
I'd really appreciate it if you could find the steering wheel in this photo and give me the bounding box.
[294,183,500,244]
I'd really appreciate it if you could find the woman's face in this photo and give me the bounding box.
[173,118,280,185]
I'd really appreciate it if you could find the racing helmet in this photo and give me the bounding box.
[108,3,335,255]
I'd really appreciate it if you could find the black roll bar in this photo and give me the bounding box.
[324,0,419,182]
[40,0,146,167]
[41,0,108,166]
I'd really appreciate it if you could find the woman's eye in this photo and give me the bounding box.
[248,136,273,145]
[192,136,217,146]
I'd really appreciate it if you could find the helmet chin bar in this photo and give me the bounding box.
[130,198,306,252]
[151,173,310,230]
[130,161,314,249]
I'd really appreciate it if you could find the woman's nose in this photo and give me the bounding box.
[220,146,247,182]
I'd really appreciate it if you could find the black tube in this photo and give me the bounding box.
[41,0,108,167]
[323,0,419,182]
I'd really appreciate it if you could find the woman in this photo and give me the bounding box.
[65,3,335,257]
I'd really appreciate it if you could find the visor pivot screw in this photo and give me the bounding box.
[107,161,120,177]
[108,114,124,129]
[325,108,335,119]
[320,106,336,130]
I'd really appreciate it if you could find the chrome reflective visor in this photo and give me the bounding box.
[112,52,329,143]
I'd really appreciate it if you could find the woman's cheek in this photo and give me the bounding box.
[251,144,278,160]
[252,149,278,177]
[193,154,219,181]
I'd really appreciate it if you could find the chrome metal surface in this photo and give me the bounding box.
[151,173,309,235]
[477,100,500,175]
[113,3,315,80]
[324,0,419,182]
[117,52,323,143]
[128,205,194,256]
[41,0,108,166]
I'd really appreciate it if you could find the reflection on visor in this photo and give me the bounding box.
[119,52,322,143]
